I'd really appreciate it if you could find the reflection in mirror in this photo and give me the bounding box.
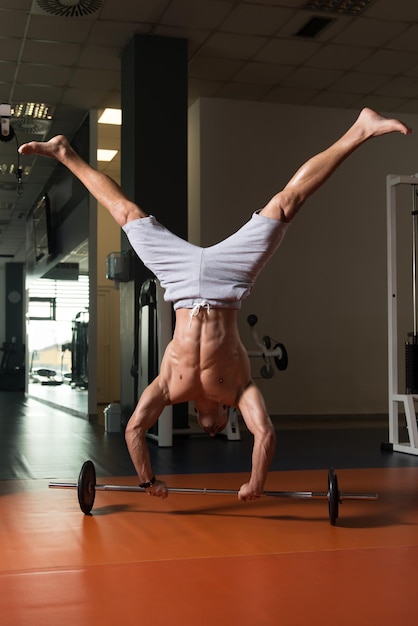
[27,273,89,417]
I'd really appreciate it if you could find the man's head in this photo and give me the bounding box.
[194,400,229,437]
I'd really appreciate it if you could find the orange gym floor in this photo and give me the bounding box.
[1,393,417,625]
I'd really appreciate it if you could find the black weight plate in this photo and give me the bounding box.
[273,343,288,371]
[77,460,96,515]
[328,468,339,526]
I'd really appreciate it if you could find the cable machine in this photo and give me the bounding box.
[386,173,418,455]
[71,309,89,389]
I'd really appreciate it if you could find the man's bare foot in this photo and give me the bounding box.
[18,135,72,161]
[356,107,412,138]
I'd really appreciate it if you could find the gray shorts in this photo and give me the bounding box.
[122,211,289,310]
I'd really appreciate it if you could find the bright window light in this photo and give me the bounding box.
[97,149,118,162]
[98,108,122,125]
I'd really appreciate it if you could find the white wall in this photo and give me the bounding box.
[96,201,121,410]
[189,98,418,416]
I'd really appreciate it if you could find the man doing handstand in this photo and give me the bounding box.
[19,108,412,501]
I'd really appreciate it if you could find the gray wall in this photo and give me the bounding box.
[189,99,418,416]
[0,265,4,345]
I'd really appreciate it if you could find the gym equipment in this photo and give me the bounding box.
[387,174,418,455]
[137,279,196,447]
[246,314,288,378]
[77,459,96,514]
[222,314,289,441]
[71,309,89,389]
[405,187,418,394]
[0,340,25,391]
[49,461,378,525]
[328,468,339,525]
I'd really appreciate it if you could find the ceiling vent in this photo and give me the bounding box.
[303,0,376,15]
[35,0,103,18]
[295,16,334,38]
[12,118,52,138]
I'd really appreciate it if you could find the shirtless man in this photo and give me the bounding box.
[19,108,412,501]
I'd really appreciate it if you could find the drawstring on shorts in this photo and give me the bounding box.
[189,300,211,326]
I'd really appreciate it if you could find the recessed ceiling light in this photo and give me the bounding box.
[97,149,118,162]
[1,163,31,176]
[98,108,122,125]
[12,103,54,120]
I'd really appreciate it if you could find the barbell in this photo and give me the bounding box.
[48,460,379,525]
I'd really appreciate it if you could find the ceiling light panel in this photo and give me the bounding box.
[97,149,118,162]
[12,103,54,120]
[98,108,122,125]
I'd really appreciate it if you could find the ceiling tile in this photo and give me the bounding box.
[375,76,418,99]
[22,40,81,66]
[0,37,24,62]
[281,66,344,90]
[99,0,170,22]
[0,7,30,37]
[11,83,64,103]
[266,85,318,105]
[16,63,73,86]
[353,94,410,112]
[60,87,116,109]
[69,68,119,91]
[199,32,267,60]
[393,99,418,115]
[243,0,302,6]
[233,61,293,85]
[309,91,361,109]
[27,14,93,42]
[161,0,233,30]
[356,49,418,76]
[0,0,32,9]
[307,44,372,70]
[154,26,213,56]
[366,0,418,21]
[405,65,418,79]
[88,21,150,47]
[219,4,295,36]
[255,38,320,65]
[331,71,392,94]
[215,80,271,101]
[188,78,223,102]
[389,24,418,54]
[100,91,121,109]
[189,56,243,81]
[78,45,121,71]
[332,17,409,48]
[0,62,18,82]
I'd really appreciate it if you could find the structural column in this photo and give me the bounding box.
[120,34,188,413]
[1,263,25,390]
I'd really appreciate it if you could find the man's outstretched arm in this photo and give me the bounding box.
[237,382,276,501]
[19,135,146,227]
[125,377,169,498]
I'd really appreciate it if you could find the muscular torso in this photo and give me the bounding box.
[158,308,251,407]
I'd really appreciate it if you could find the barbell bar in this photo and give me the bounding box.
[48,461,378,525]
